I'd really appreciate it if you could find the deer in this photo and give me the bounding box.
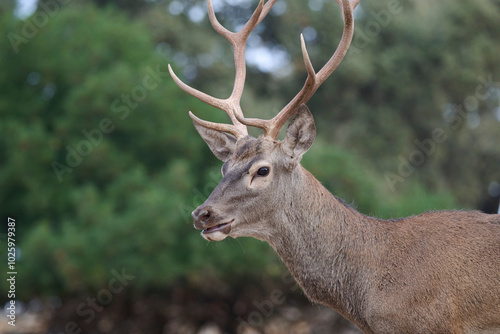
[168,0,500,333]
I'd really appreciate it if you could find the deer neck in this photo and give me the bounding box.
[268,165,379,324]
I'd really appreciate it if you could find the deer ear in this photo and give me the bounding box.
[192,116,236,162]
[283,104,316,162]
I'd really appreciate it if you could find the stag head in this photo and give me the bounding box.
[169,0,359,242]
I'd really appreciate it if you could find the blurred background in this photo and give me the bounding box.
[1,0,499,333]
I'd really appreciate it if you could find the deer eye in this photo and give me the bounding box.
[257,167,270,176]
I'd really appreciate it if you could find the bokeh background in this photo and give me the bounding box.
[1,0,499,333]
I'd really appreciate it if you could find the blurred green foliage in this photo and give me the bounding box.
[0,0,498,299]
[1,3,277,298]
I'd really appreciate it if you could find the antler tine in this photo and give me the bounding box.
[237,0,359,140]
[168,64,225,111]
[189,111,247,139]
[168,63,248,138]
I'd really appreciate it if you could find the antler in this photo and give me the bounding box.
[168,0,279,139]
[169,0,359,140]
[237,0,360,139]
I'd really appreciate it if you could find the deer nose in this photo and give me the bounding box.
[192,206,213,229]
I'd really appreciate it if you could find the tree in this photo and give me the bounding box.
[0,3,275,298]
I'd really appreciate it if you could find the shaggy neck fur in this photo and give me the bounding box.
[268,165,382,329]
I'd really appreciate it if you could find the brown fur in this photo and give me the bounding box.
[191,107,500,334]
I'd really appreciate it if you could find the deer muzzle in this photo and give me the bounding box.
[192,206,234,241]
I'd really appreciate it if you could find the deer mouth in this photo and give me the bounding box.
[202,220,234,236]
